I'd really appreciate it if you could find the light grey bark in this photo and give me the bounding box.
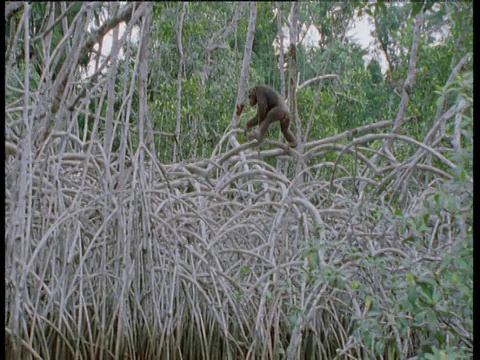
[104,3,120,160]
[275,2,286,98]
[287,3,304,181]
[381,13,423,160]
[5,2,23,21]
[5,3,159,357]
[288,3,298,121]
[229,2,256,149]
[358,13,423,199]
[174,2,187,162]
[138,3,157,191]
[275,2,287,154]
[7,4,33,355]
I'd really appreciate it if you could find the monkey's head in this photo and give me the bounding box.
[248,87,257,106]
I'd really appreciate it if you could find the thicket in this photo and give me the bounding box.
[5,2,472,359]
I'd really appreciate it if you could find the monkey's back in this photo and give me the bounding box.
[257,85,284,111]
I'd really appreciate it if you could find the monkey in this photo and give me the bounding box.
[244,85,297,148]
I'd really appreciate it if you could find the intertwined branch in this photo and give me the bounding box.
[5,115,470,358]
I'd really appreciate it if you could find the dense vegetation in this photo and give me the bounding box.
[5,2,472,359]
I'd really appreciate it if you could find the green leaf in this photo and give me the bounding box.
[423,213,430,224]
[374,341,384,356]
[407,286,417,305]
[452,271,459,284]
[444,196,457,213]
[411,3,424,18]
[351,279,359,289]
[415,310,426,324]
[426,308,438,331]
[307,251,319,270]
[397,316,409,331]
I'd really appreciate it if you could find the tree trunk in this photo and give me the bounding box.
[174,2,187,162]
[276,2,286,98]
[287,3,303,181]
[138,3,156,182]
[104,3,120,161]
[275,2,287,155]
[229,2,256,149]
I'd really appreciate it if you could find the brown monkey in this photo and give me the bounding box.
[244,85,297,148]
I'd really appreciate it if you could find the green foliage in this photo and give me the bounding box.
[296,162,472,358]
[367,59,383,84]
[354,179,472,357]
[424,347,471,360]
[148,2,248,161]
[297,48,393,141]
[358,244,469,357]
[251,2,279,86]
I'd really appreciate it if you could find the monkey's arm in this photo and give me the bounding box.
[255,90,268,122]
[244,90,268,135]
[244,116,260,135]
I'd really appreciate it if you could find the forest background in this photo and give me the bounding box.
[5,2,473,359]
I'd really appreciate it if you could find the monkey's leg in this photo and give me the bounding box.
[280,114,297,148]
[253,107,284,141]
